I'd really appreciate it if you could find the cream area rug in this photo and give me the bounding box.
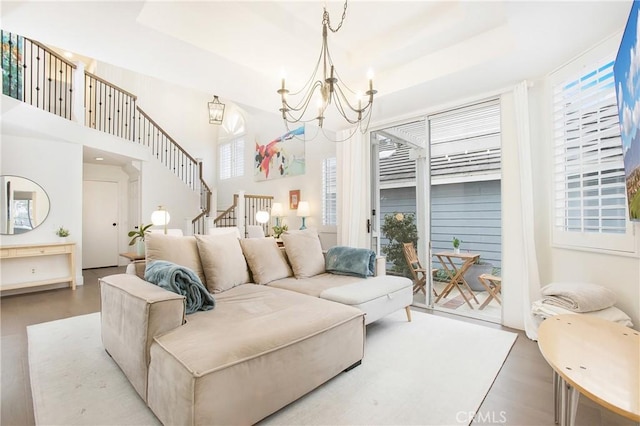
[28,310,517,426]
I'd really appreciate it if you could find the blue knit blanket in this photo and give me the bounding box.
[325,246,376,278]
[144,260,215,314]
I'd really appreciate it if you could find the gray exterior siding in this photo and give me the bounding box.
[379,180,502,269]
[431,180,502,267]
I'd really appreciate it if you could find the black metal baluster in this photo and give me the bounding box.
[35,44,41,109]
[47,52,52,113]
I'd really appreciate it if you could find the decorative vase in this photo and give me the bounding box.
[136,240,145,256]
[453,247,460,254]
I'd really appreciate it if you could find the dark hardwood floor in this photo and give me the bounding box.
[1,267,636,426]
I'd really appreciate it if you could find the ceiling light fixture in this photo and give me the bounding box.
[277,0,376,140]
[208,95,225,125]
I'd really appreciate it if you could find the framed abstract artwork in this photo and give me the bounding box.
[289,190,300,210]
[255,126,305,181]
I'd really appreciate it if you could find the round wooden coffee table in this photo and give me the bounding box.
[537,314,639,425]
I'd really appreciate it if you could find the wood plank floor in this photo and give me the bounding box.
[1,267,637,426]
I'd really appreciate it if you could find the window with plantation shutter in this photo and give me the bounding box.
[219,138,244,180]
[322,157,337,226]
[551,53,634,253]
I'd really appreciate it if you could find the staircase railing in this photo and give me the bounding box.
[1,30,212,231]
[85,71,137,140]
[214,193,273,237]
[1,31,76,120]
[213,194,239,228]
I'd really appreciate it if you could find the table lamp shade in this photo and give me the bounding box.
[296,201,310,217]
[151,207,171,234]
[271,202,284,217]
[255,210,270,224]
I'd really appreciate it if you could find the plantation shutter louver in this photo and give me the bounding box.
[552,58,627,234]
[219,139,244,180]
[322,157,337,226]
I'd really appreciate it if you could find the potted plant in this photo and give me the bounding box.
[452,237,462,254]
[55,226,70,241]
[380,212,418,278]
[128,223,152,256]
[272,224,288,239]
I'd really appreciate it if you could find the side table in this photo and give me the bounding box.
[119,252,145,262]
[538,314,639,425]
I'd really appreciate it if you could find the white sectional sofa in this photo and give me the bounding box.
[99,229,412,425]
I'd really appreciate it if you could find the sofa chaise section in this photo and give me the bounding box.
[100,273,365,425]
[148,284,364,425]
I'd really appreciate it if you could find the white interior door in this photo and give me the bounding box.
[83,180,119,268]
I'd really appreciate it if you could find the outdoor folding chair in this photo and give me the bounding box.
[403,242,438,297]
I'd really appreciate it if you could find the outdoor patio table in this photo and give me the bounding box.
[433,251,480,309]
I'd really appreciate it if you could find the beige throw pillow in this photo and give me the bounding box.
[240,237,292,285]
[195,234,250,293]
[145,233,206,285]
[281,229,325,278]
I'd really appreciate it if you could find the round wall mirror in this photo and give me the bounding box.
[0,175,51,235]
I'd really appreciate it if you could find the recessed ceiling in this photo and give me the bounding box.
[0,1,631,131]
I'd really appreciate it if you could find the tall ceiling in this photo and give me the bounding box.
[0,1,632,131]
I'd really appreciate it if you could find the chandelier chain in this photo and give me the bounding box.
[323,0,348,33]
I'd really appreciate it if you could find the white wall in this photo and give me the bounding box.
[0,134,84,288]
[94,62,219,191]
[140,158,200,236]
[216,110,338,248]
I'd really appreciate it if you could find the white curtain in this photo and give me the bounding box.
[336,130,370,248]
[514,81,542,340]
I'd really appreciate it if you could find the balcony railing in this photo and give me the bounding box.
[1,30,212,231]
[1,30,76,120]
[85,71,137,140]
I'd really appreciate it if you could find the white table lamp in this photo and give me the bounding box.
[296,201,310,230]
[151,206,171,234]
[255,210,269,224]
[271,202,284,227]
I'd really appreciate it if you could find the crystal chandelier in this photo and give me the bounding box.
[277,1,376,139]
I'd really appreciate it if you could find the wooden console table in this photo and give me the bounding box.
[538,314,639,425]
[0,242,76,292]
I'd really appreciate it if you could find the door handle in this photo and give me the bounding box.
[366,219,371,233]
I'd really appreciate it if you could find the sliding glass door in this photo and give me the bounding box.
[428,99,503,322]
[371,99,503,322]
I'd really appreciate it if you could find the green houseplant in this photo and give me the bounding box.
[272,224,288,239]
[381,212,418,278]
[55,226,70,238]
[128,223,152,255]
[452,236,462,253]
